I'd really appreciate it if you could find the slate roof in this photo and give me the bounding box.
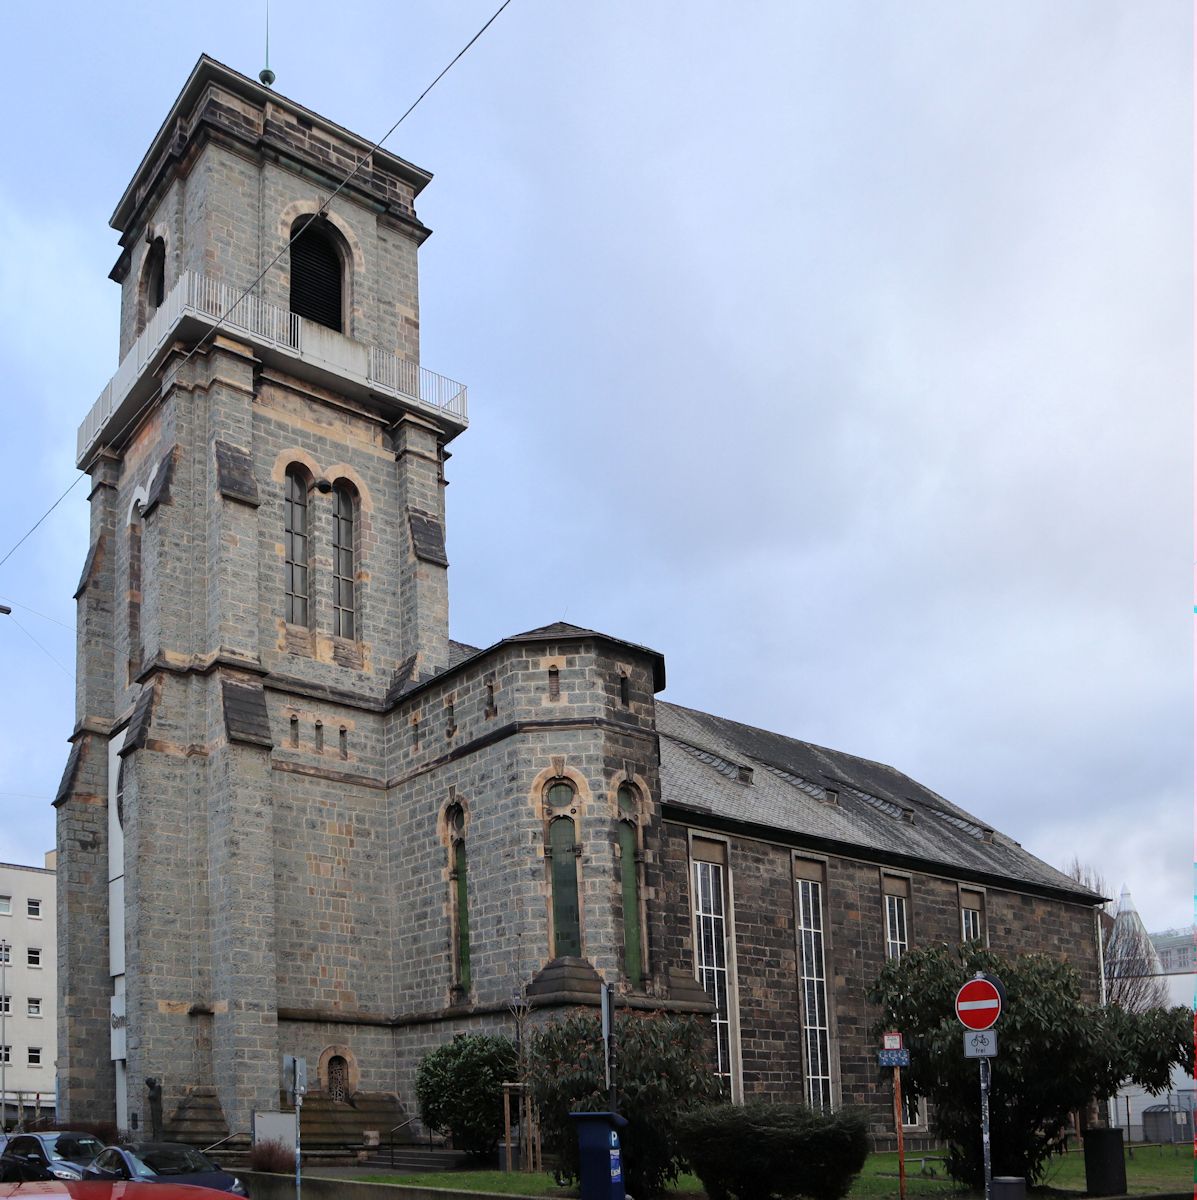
[657,701,1101,904]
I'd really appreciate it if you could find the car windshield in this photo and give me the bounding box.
[130,1146,216,1175]
[52,1136,103,1163]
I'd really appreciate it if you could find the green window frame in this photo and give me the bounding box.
[549,815,582,958]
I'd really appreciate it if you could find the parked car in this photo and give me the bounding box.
[82,1143,247,1196]
[0,1182,235,1197]
[0,1132,104,1182]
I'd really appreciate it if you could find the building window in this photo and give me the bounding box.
[795,860,833,1112]
[961,888,986,943]
[332,483,356,639]
[284,467,310,626]
[446,804,471,993]
[27,1047,41,1067]
[27,998,40,1018]
[0,896,9,915]
[26,899,41,919]
[290,216,344,332]
[901,1090,924,1128]
[693,840,734,1093]
[0,946,8,965]
[128,516,143,681]
[548,815,582,958]
[0,1046,9,1065]
[27,948,41,968]
[617,785,644,988]
[0,996,8,1014]
[882,876,910,961]
[144,237,166,314]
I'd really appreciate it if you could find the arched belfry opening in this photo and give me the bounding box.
[289,216,344,332]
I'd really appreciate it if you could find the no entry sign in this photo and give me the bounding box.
[955,976,1003,1030]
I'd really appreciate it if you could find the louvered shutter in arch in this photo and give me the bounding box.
[290,219,343,332]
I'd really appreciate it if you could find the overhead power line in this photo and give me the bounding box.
[5,614,74,680]
[0,596,75,631]
[0,0,515,573]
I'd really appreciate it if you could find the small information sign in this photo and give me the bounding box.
[963,1030,997,1058]
[882,1031,904,1051]
[879,1048,910,1067]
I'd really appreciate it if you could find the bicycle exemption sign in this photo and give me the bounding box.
[963,1029,997,1058]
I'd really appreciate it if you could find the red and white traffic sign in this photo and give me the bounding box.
[955,977,1002,1030]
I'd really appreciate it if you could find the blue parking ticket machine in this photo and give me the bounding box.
[569,1111,628,1200]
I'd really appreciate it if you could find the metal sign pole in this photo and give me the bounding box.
[292,1058,304,1200]
[980,1058,992,1200]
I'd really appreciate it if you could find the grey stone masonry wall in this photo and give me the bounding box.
[116,82,426,364]
[54,733,113,1122]
[655,821,1103,1141]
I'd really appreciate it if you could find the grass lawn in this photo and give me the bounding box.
[356,1144,1194,1197]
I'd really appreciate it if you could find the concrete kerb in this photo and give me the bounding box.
[243,1172,545,1200]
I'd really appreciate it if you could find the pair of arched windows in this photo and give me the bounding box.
[545,780,645,988]
[284,466,357,638]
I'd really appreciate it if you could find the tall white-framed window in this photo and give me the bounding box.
[27,948,41,968]
[27,1047,41,1067]
[960,888,986,943]
[26,898,41,919]
[691,837,738,1096]
[27,997,41,1017]
[0,896,10,916]
[0,996,9,1014]
[795,858,833,1111]
[882,876,910,961]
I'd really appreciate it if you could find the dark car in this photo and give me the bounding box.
[0,1181,236,1197]
[82,1144,247,1196]
[0,1133,105,1182]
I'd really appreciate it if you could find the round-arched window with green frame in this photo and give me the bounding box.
[617,785,643,987]
[549,815,582,958]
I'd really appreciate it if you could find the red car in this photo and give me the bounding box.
[0,1185,236,1197]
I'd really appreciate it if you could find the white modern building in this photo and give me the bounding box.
[0,854,57,1126]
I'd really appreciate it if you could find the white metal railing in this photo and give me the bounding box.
[77,269,467,462]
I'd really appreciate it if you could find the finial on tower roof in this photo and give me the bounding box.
[259,0,276,87]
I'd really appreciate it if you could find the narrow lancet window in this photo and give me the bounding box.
[448,805,471,992]
[332,483,355,639]
[549,814,581,958]
[284,468,309,626]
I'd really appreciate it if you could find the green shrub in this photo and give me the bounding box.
[416,1033,518,1158]
[675,1102,869,1200]
[528,1011,720,1199]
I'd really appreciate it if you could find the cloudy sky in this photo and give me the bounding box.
[0,2,1190,933]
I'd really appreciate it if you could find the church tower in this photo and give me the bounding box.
[58,54,688,1141]
[57,56,468,1131]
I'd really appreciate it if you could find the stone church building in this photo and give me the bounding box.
[56,55,1103,1145]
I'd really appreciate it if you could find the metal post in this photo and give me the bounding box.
[980,1059,992,1200]
[1125,1094,1133,1158]
[294,1090,302,1200]
[893,1066,907,1200]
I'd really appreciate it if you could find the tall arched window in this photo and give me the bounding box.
[144,238,166,315]
[284,467,309,626]
[290,217,344,332]
[617,784,643,988]
[549,814,582,958]
[447,804,471,992]
[332,483,356,639]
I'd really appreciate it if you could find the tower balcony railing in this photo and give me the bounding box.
[77,269,468,466]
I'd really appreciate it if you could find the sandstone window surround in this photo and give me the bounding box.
[882,874,911,961]
[616,783,645,990]
[139,236,166,334]
[691,835,740,1099]
[960,886,986,944]
[794,856,834,1112]
[545,781,583,959]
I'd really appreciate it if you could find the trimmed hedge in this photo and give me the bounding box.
[675,1102,869,1200]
